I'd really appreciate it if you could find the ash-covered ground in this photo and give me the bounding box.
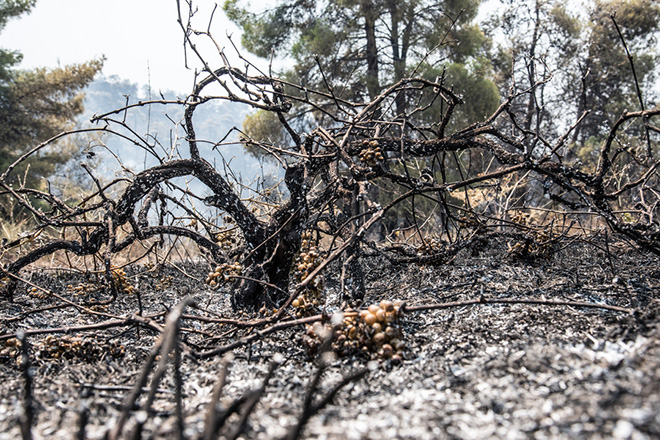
[1,237,659,439]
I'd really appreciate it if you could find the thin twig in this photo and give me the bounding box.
[225,358,281,440]
[610,13,653,158]
[197,294,632,358]
[18,332,33,440]
[202,353,234,440]
[403,296,633,314]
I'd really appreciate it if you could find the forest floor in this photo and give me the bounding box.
[0,236,659,439]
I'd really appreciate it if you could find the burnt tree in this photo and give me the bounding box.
[1,6,659,311]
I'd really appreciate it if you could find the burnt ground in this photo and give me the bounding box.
[1,236,659,439]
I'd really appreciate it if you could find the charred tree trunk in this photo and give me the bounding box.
[231,164,307,310]
[362,0,380,102]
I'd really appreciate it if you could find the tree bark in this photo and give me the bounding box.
[362,0,381,101]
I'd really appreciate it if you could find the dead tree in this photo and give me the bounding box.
[1,5,659,311]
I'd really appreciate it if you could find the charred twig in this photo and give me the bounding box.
[0,313,165,342]
[283,368,368,440]
[403,296,633,315]
[76,401,89,440]
[17,332,33,440]
[283,331,368,440]
[202,353,234,440]
[107,333,163,440]
[225,357,281,440]
[107,298,194,440]
[196,293,633,358]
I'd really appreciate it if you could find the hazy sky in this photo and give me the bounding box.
[0,0,245,92]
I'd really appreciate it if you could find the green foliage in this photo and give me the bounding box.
[481,0,660,225]
[224,0,493,113]
[224,0,316,58]
[490,0,659,142]
[226,0,499,232]
[0,0,34,81]
[0,0,34,25]
[418,61,500,134]
[0,62,102,151]
[574,137,602,169]
[242,109,291,156]
[0,1,103,222]
[575,0,660,141]
[0,61,104,189]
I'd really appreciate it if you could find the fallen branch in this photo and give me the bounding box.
[196,294,633,358]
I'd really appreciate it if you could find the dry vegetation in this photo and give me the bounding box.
[1,2,659,438]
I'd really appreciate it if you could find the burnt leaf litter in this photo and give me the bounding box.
[1,236,658,439]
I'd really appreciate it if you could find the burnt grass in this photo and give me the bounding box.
[1,236,659,439]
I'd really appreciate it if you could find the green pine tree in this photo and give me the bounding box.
[488,0,659,144]
[225,0,499,141]
[0,0,103,223]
